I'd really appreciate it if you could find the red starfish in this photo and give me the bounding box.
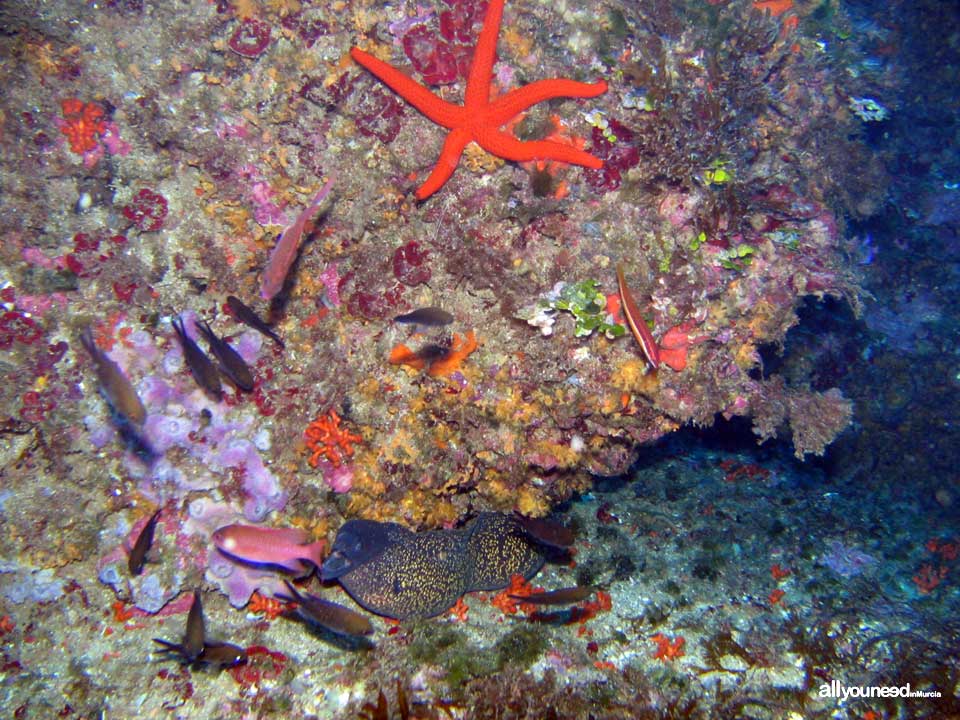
[350,0,607,200]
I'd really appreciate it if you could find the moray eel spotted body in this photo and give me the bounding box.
[323,513,549,620]
[463,513,545,592]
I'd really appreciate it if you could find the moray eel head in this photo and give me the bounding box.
[320,519,413,581]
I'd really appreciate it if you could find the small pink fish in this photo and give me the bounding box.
[212,524,326,573]
[260,176,335,301]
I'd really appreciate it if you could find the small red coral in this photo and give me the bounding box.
[19,391,56,423]
[228,18,272,58]
[60,98,106,154]
[0,311,43,349]
[403,24,461,86]
[584,119,640,193]
[304,409,363,468]
[401,0,484,85]
[123,188,168,232]
[491,574,542,615]
[912,564,947,594]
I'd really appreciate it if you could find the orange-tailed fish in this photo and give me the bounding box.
[616,264,660,369]
[226,296,284,349]
[79,327,146,426]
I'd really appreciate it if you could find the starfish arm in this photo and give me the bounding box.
[465,0,505,109]
[483,78,608,127]
[415,127,472,200]
[477,128,604,169]
[350,48,466,128]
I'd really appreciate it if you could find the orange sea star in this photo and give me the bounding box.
[350,0,607,199]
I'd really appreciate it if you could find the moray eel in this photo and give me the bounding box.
[336,529,470,620]
[320,519,414,581]
[324,513,547,620]
[463,513,545,592]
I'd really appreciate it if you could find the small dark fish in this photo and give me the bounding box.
[277,581,373,637]
[394,307,454,327]
[195,320,254,392]
[80,327,146,426]
[153,588,206,664]
[172,317,222,401]
[514,514,576,548]
[197,641,247,669]
[183,588,206,660]
[226,296,284,349]
[128,509,161,576]
[154,640,246,670]
[387,341,451,371]
[510,585,597,606]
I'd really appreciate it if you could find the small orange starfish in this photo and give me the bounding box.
[351,0,607,199]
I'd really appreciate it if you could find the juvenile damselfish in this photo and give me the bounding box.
[128,508,161,576]
[154,589,246,669]
[276,580,373,637]
[153,588,206,663]
[172,316,222,401]
[394,307,454,327]
[195,320,254,392]
[509,585,597,606]
[226,295,284,349]
[79,327,146,427]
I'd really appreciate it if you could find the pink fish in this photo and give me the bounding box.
[259,176,335,301]
[212,524,326,574]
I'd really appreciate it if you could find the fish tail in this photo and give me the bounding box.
[303,540,328,568]
[152,638,184,653]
